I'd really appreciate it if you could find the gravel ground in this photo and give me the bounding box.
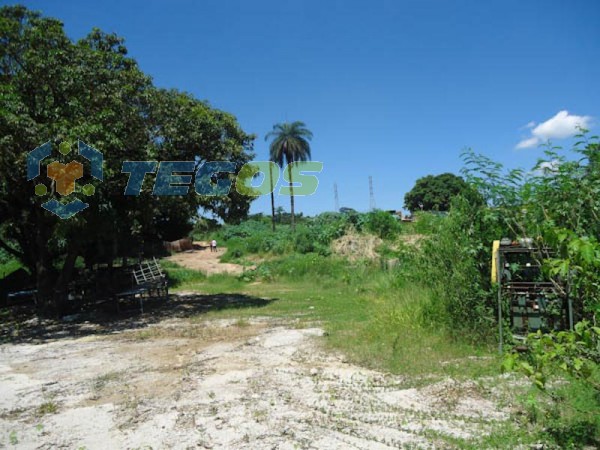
[0,311,512,449]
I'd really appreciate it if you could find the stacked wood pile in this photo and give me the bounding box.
[163,238,193,253]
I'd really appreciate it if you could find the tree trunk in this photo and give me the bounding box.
[53,249,79,316]
[35,253,53,313]
[269,164,276,232]
[289,163,295,232]
[34,222,55,314]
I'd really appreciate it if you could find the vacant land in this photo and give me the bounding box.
[0,250,544,449]
[0,295,516,449]
[166,244,252,276]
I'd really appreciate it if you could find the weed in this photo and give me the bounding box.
[234,318,250,328]
[37,401,58,416]
[252,408,267,422]
[92,371,123,392]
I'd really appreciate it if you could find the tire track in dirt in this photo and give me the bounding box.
[0,312,511,449]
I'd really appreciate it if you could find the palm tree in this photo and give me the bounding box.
[265,121,313,231]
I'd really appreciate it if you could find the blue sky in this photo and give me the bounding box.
[9,0,600,216]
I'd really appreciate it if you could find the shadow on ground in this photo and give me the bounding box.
[0,292,276,344]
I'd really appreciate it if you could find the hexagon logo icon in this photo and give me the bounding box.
[27,140,103,219]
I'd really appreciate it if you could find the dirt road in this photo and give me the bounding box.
[0,296,511,449]
[166,243,252,276]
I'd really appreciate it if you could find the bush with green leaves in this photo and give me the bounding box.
[410,196,502,341]
[361,210,402,239]
[461,132,600,318]
[431,132,600,446]
[216,211,398,261]
[503,321,600,447]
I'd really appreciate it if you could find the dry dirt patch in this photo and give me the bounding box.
[331,231,382,261]
[166,244,252,276]
[0,314,511,449]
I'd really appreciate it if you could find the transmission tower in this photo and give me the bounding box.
[334,183,339,212]
[369,176,376,211]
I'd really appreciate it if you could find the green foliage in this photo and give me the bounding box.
[161,260,207,288]
[0,258,23,279]
[217,214,345,261]
[545,230,600,316]
[215,210,406,264]
[410,196,502,340]
[265,121,313,168]
[504,321,600,391]
[462,134,600,318]
[37,401,58,416]
[258,253,352,280]
[0,6,254,309]
[411,211,446,235]
[455,133,600,447]
[404,172,474,212]
[362,210,401,239]
[192,217,220,239]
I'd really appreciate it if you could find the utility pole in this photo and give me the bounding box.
[334,182,339,212]
[369,176,376,211]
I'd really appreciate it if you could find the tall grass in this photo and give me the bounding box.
[161,260,206,288]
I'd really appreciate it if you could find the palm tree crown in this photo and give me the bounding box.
[265,121,312,166]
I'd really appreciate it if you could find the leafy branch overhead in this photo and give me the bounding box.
[0,5,255,311]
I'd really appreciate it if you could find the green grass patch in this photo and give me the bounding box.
[162,254,497,379]
[161,260,207,288]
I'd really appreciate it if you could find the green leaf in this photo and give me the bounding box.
[520,362,535,376]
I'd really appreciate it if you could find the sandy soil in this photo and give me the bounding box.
[0,299,512,450]
[166,243,252,276]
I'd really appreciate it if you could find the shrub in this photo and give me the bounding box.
[362,210,401,239]
[409,195,501,341]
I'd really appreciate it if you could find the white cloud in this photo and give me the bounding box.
[516,110,593,149]
[537,160,560,175]
[519,121,536,130]
[515,136,539,149]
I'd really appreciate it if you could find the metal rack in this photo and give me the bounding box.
[494,242,573,352]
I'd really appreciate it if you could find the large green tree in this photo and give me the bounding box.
[0,6,254,312]
[265,121,313,231]
[404,172,471,212]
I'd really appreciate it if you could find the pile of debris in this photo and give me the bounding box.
[163,238,193,253]
[331,229,382,261]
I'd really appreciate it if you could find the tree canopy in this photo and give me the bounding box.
[0,6,255,311]
[403,172,471,212]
